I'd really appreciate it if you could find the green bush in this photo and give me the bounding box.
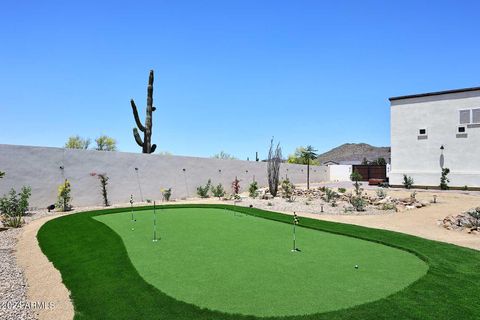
[57,179,73,211]
[337,187,346,193]
[440,168,450,190]
[162,188,172,201]
[403,174,414,189]
[196,179,212,198]
[323,188,338,202]
[281,178,295,202]
[0,171,4,179]
[248,181,259,198]
[350,196,366,212]
[0,186,31,228]
[211,183,226,199]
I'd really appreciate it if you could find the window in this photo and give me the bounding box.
[458,126,466,133]
[419,128,427,135]
[460,110,471,124]
[473,108,480,124]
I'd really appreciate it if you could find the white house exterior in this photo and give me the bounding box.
[390,87,480,189]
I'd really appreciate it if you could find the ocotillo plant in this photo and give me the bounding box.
[131,70,157,153]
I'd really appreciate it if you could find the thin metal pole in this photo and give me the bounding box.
[153,201,158,242]
[130,195,134,231]
[293,223,296,251]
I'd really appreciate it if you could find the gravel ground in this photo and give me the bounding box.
[0,228,37,320]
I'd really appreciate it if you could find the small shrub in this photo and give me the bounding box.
[323,188,338,202]
[211,183,226,199]
[440,168,450,190]
[376,189,387,199]
[57,179,72,212]
[0,186,31,227]
[381,203,396,211]
[403,174,414,189]
[196,179,212,198]
[231,177,241,195]
[248,181,259,198]
[463,185,469,191]
[410,191,417,201]
[267,202,273,206]
[466,207,480,229]
[350,196,366,211]
[97,173,110,207]
[162,188,172,201]
[337,187,346,193]
[0,171,5,179]
[281,178,295,202]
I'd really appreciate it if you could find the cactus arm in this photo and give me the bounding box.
[151,144,157,153]
[133,128,144,147]
[130,99,146,132]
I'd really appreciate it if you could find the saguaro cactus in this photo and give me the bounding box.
[131,70,157,153]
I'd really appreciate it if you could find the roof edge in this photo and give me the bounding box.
[389,86,480,102]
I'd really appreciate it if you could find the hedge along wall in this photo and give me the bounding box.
[0,144,330,208]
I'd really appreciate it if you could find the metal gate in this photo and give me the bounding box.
[352,165,387,181]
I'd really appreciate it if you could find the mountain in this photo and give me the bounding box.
[317,143,390,165]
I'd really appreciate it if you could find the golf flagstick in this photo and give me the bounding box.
[130,194,135,231]
[153,201,158,242]
[292,212,300,252]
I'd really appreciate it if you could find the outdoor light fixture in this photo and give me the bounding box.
[134,167,138,171]
[59,166,64,170]
[218,169,222,173]
[245,170,248,174]
[321,205,324,213]
[182,168,186,172]
[433,195,437,203]
[440,145,445,151]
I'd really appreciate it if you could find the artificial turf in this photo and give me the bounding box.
[93,207,426,317]
[37,204,480,320]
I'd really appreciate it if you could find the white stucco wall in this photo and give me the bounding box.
[390,90,480,187]
[0,144,329,208]
[327,165,352,181]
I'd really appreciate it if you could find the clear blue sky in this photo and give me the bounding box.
[1,0,479,159]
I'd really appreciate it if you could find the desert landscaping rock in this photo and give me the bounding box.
[0,228,37,320]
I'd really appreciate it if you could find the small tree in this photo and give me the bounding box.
[97,174,110,206]
[211,183,226,199]
[196,179,211,198]
[440,168,450,190]
[350,171,363,196]
[0,171,4,179]
[300,145,318,190]
[65,135,90,149]
[95,135,117,151]
[57,179,72,211]
[267,139,282,197]
[403,174,414,189]
[232,177,241,195]
[350,171,366,211]
[248,181,259,198]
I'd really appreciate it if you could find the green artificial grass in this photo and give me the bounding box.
[37,204,480,320]
[93,208,427,317]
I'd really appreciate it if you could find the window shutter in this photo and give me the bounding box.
[459,110,471,124]
[472,108,480,124]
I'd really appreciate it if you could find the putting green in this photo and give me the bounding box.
[94,207,427,317]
